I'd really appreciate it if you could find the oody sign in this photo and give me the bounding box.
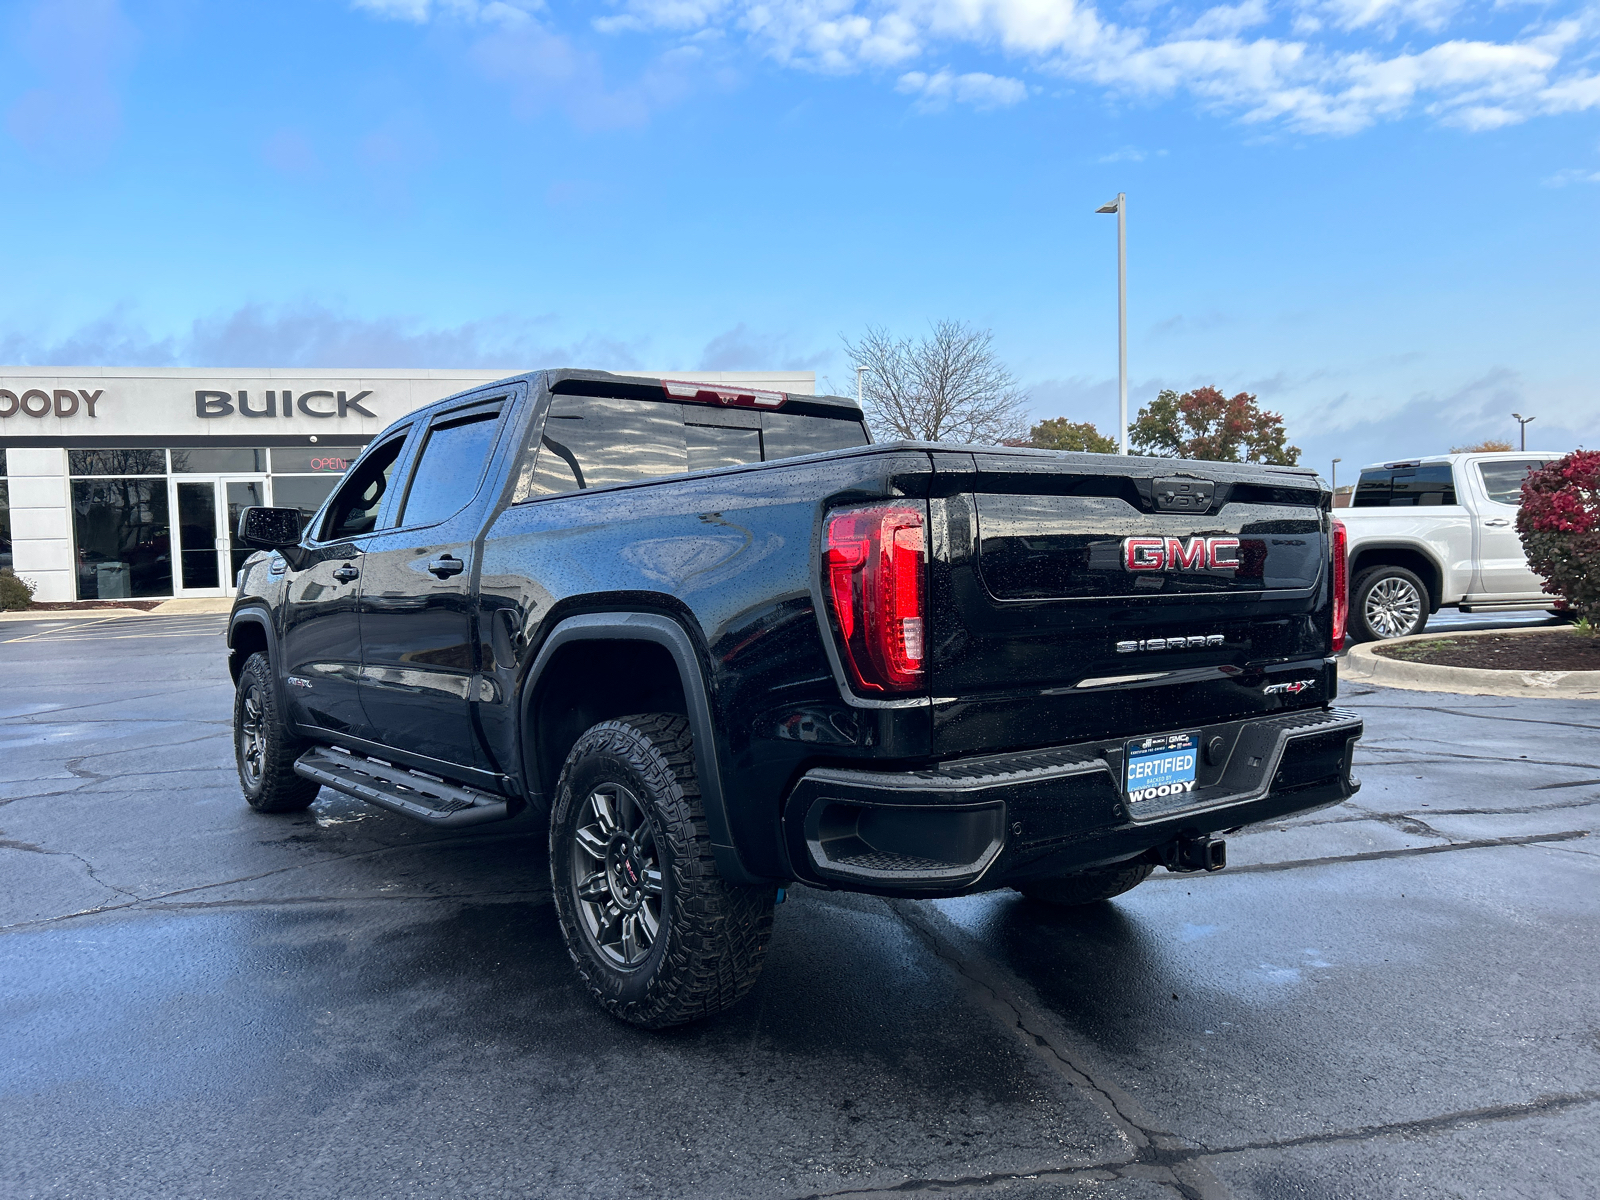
[0,388,103,419]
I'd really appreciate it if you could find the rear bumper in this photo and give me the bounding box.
[781,706,1362,897]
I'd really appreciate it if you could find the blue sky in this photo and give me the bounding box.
[1,0,1597,474]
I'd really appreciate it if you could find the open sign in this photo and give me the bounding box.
[308,456,350,472]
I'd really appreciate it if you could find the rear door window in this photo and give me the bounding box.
[1477,459,1548,506]
[398,405,504,528]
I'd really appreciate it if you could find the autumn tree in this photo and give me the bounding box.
[1028,417,1116,454]
[1130,386,1299,465]
[1449,439,1514,453]
[841,321,1028,445]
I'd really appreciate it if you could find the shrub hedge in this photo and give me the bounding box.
[1518,450,1600,618]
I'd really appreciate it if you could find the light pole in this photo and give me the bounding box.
[855,365,871,405]
[1331,457,1342,502]
[1096,192,1128,454]
[1512,412,1535,451]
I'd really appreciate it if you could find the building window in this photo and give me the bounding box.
[270,446,362,527]
[71,474,173,600]
[61,443,366,599]
[0,448,11,572]
[68,448,167,477]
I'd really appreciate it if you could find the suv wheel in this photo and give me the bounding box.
[550,713,775,1028]
[234,652,319,813]
[1016,860,1154,906]
[1351,565,1429,642]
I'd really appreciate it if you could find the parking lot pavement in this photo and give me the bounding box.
[1,616,1596,1200]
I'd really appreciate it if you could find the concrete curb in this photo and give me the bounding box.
[0,607,154,622]
[1343,626,1600,699]
[148,598,235,615]
[0,598,233,622]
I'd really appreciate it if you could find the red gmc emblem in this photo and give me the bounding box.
[1123,536,1241,571]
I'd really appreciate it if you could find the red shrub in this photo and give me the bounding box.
[1518,451,1600,616]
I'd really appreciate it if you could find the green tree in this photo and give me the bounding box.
[1130,386,1299,464]
[1028,417,1116,454]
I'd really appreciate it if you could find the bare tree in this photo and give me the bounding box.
[839,321,1028,445]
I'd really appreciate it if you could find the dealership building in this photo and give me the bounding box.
[0,366,814,604]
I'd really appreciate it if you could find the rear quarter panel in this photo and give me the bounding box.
[475,448,934,877]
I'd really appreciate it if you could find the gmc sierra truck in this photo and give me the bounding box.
[227,369,1362,1028]
[1340,451,1562,641]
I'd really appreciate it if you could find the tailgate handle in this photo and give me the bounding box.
[1153,477,1216,513]
[428,555,465,578]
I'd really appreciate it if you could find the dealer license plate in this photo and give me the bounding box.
[1125,732,1200,802]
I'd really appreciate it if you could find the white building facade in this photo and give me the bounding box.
[0,366,813,603]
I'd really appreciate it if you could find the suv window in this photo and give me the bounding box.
[1477,458,1547,506]
[516,395,870,500]
[319,434,407,541]
[1352,464,1456,507]
[398,407,503,528]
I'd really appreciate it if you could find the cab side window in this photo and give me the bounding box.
[319,434,408,542]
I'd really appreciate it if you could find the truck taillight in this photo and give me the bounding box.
[824,503,927,694]
[1331,518,1349,648]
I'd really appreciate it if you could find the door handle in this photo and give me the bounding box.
[427,555,465,579]
[1483,518,1511,527]
[333,564,361,583]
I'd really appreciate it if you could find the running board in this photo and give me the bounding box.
[1457,601,1554,613]
[294,746,511,828]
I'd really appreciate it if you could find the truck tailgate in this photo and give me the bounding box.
[928,452,1335,757]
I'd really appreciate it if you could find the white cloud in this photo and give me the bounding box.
[1544,165,1600,184]
[896,68,1027,109]
[355,0,1600,134]
[1180,0,1272,40]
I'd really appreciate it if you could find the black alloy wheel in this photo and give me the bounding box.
[549,713,775,1028]
[233,652,319,813]
[569,781,664,969]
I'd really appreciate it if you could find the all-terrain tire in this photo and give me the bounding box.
[550,713,776,1029]
[234,652,319,813]
[1016,860,1155,906]
[1350,565,1430,642]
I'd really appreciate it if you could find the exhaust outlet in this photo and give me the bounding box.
[1160,833,1226,873]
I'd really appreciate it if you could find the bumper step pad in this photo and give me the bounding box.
[294,746,511,828]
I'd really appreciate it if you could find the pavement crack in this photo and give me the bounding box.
[1183,1089,1600,1160]
[0,828,541,933]
[0,838,142,902]
[1166,829,1589,877]
[883,899,1231,1200]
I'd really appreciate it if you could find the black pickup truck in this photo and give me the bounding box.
[228,369,1361,1027]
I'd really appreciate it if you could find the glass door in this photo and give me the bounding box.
[174,480,222,593]
[222,478,270,591]
[169,476,270,595]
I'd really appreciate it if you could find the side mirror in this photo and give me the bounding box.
[238,506,304,551]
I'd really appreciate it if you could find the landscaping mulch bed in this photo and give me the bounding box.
[1373,630,1600,671]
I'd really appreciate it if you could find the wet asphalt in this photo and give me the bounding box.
[0,613,1596,1200]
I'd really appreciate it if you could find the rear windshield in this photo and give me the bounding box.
[1477,458,1548,506]
[514,395,868,500]
[1353,464,1457,507]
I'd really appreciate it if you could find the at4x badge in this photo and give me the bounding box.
[1263,680,1314,695]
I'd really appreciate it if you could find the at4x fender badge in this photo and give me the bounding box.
[286,676,314,689]
[1263,680,1313,695]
